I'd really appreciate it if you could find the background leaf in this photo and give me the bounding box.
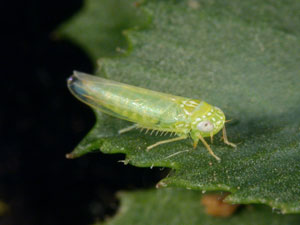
[57,0,148,62]
[96,188,300,225]
[63,0,300,214]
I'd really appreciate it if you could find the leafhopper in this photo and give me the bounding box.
[68,71,236,161]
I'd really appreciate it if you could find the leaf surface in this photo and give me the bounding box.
[97,188,300,225]
[62,0,300,213]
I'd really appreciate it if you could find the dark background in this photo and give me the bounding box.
[2,1,162,224]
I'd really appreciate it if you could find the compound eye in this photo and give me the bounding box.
[197,120,214,132]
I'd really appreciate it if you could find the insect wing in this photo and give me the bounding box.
[68,71,188,126]
[68,71,132,121]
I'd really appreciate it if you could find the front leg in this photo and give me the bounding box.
[222,126,236,148]
[197,134,221,161]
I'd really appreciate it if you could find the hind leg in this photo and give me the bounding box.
[146,136,187,151]
[118,124,138,134]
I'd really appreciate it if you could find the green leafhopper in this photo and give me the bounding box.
[68,71,236,161]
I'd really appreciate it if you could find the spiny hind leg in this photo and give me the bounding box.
[118,124,138,134]
[147,136,187,151]
[196,135,220,162]
[222,126,236,148]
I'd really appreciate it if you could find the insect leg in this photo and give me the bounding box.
[198,134,220,161]
[210,131,214,144]
[155,130,160,136]
[222,126,237,148]
[118,124,138,134]
[193,139,199,149]
[146,136,187,151]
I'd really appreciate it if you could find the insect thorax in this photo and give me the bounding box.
[168,99,213,134]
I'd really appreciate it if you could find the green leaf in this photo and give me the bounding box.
[62,0,300,213]
[57,0,149,60]
[95,188,300,225]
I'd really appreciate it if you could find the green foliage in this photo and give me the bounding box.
[57,0,148,60]
[61,0,300,216]
[96,188,300,225]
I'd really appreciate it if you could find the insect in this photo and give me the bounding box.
[67,71,236,161]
